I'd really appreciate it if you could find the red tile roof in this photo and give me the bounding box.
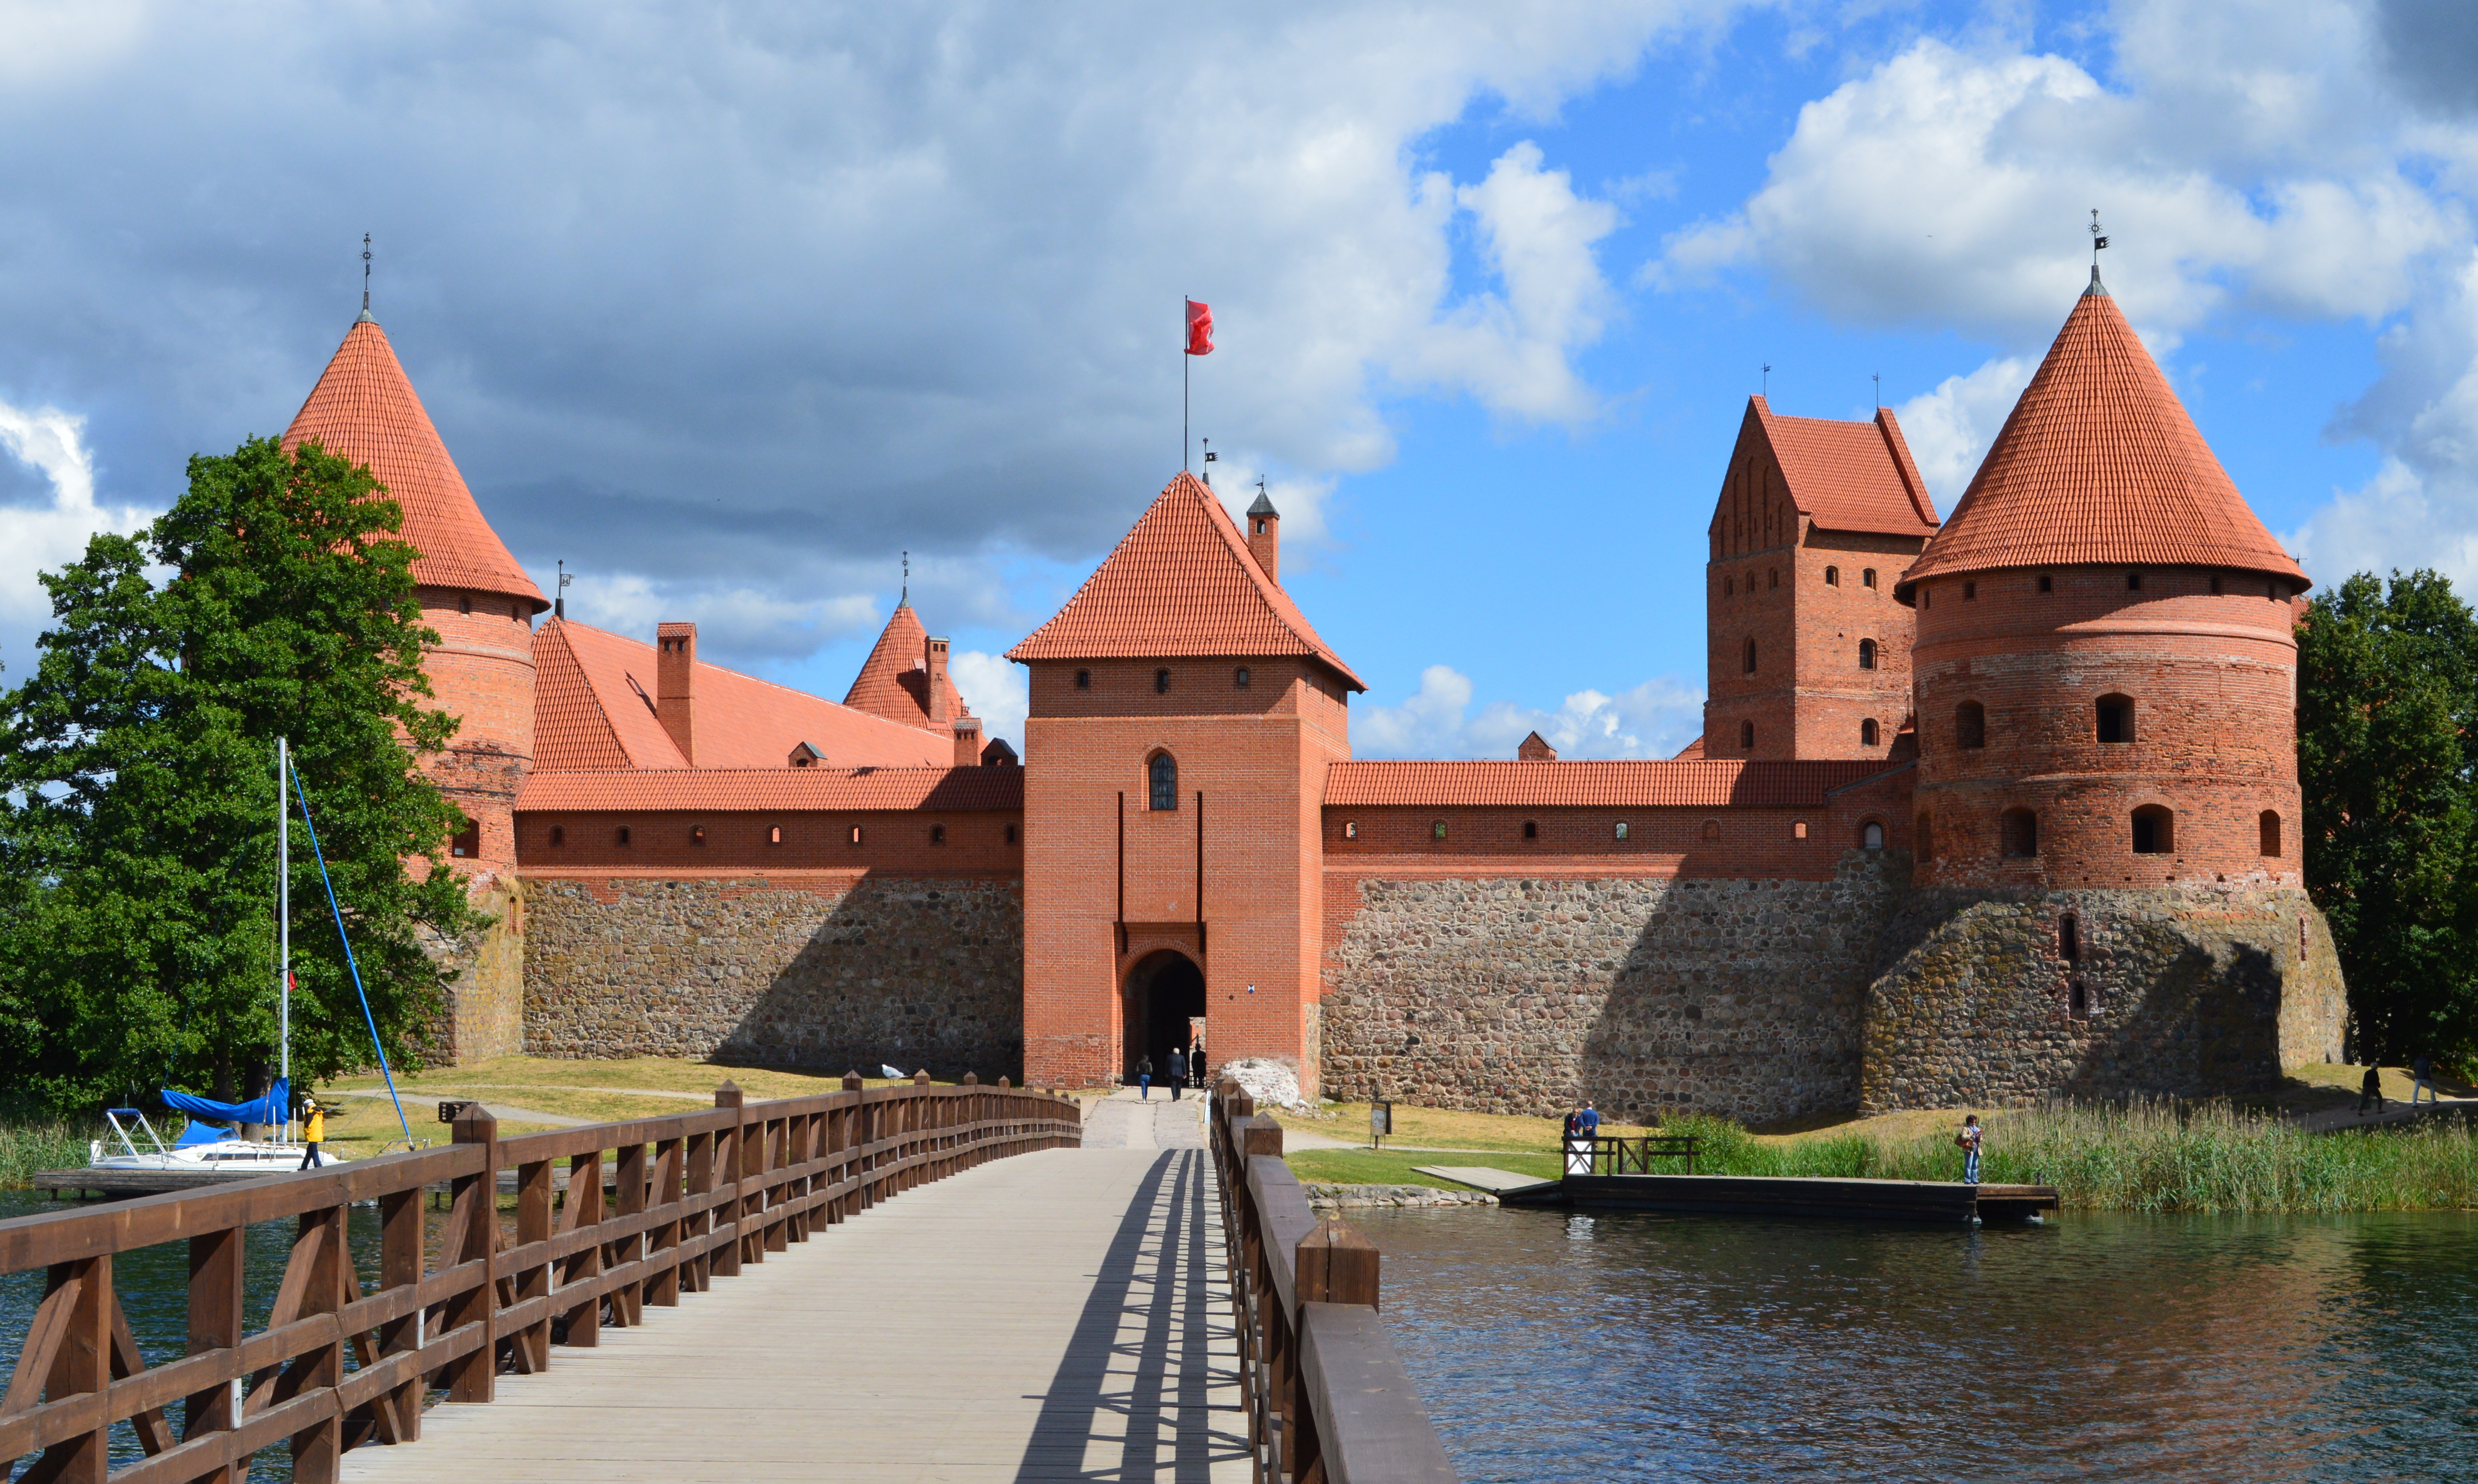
[530,618,955,772]
[518,766,1021,813]
[1751,400,1941,537]
[1007,473,1364,689]
[1670,735,1706,760]
[1900,279,2309,593]
[1324,759,1889,808]
[843,604,972,727]
[282,319,546,610]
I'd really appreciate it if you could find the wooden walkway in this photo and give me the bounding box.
[341,1095,1246,1483]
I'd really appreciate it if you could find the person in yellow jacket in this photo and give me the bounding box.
[298,1099,327,1170]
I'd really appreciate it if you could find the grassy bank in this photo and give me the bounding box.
[1,1122,95,1189]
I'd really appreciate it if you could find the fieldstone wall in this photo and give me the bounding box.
[523,875,1023,1078]
[1860,886,2348,1110]
[418,878,526,1065]
[1319,853,1912,1123]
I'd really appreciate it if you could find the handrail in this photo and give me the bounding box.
[1571,1133,1699,1176]
[1209,1078,1456,1484]
[0,1072,1080,1483]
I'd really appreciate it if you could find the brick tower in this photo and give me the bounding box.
[1703,398,1939,761]
[1862,269,2346,1106]
[283,308,546,1059]
[1009,474,1363,1092]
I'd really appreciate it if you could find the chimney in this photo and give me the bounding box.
[1517,730,1557,762]
[1245,490,1281,586]
[925,635,952,725]
[952,716,982,768]
[656,621,697,764]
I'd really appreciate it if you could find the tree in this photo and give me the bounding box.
[0,437,476,1114]
[2297,569,2478,1070]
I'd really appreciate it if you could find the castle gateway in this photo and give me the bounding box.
[295,269,2343,1121]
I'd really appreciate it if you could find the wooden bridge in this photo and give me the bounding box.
[1,1076,1455,1483]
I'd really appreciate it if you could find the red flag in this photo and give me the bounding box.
[1185,299,1214,356]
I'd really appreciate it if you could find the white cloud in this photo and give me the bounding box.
[1891,355,2033,506]
[0,398,159,679]
[554,568,878,662]
[1354,663,1702,760]
[949,650,1029,755]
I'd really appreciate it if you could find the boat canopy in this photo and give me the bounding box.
[162,1078,287,1127]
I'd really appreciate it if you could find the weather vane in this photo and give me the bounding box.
[1762,363,1771,398]
[1872,371,1881,407]
[2090,209,2109,260]
[555,559,571,619]
[1200,437,1215,488]
[901,550,909,606]
[361,233,373,317]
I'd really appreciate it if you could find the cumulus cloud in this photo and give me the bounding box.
[1891,355,2033,505]
[949,650,1029,754]
[0,398,159,676]
[1354,663,1702,760]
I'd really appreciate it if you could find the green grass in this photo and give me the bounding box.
[1286,1148,1564,1189]
[0,1120,97,1189]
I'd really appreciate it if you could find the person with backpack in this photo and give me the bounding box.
[1137,1055,1154,1100]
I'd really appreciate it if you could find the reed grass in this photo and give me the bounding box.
[0,1121,96,1190]
[1666,1101,2478,1213]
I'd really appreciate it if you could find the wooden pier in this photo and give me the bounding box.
[1501,1172,2061,1222]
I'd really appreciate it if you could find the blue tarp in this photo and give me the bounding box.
[174,1121,236,1147]
[162,1077,287,1127]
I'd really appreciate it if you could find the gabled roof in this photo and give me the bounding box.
[1324,759,1889,808]
[282,319,546,610]
[530,618,955,772]
[1007,473,1364,689]
[517,766,1021,813]
[843,604,972,728]
[1738,399,1941,538]
[1900,275,2309,594]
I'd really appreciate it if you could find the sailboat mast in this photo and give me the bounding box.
[278,736,290,1097]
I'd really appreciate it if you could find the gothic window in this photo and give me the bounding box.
[2132,805,2174,854]
[1858,638,1877,670]
[451,815,479,858]
[1826,566,1840,586]
[1956,700,1986,750]
[1739,720,1755,750]
[2096,694,2134,744]
[768,825,782,845]
[2260,811,2283,857]
[1742,638,1757,673]
[1861,718,1879,746]
[1148,751,1178,811]
[2000,808,2037,858]
[1861,821,1885,850]
[459,594,471,615]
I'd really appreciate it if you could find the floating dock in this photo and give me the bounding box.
[1495,1173,2059,1223]
[30,1165,304,1199]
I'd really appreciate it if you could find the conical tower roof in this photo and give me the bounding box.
[843,601,973,729]
[1897,276,2306,597]
[1006,472,1363,689]
[282,319,547,610]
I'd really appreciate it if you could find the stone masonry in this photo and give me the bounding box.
[524,875,1023,1077]
[1319,852,1912,1122]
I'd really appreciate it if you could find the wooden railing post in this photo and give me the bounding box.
[650,1132,685,1306]
[615,1137,648,1324]
[377,1182,425,1443]
[186,1224,245,1484]
[684,1120,715,1293]
[1292,1223,1381,1484]
[444,1103,499,1404]
[712,1082,744,1278]
[16,1254,111,1484]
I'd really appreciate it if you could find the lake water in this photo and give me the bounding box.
[1353,1205,2478,1483]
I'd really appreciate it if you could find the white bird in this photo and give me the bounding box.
[881,1065,906,1080]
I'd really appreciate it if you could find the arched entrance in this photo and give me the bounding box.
[1122,950,1206,1083]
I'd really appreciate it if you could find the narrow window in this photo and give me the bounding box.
[1344,820,1357,840]
[2038,573,2053,593]
[1432,821,1447,841]
[1005,823,1018,844]
[1862,568,1877,589]
[1963,580,1976,601]
[2260,811,2282,857]
[1769,568,1778,589]
[1861,718,1880,746]
[450,815,479,858]
[1234,667,1252,688]
[2059,913,2080,962]
[1739,720,1755,750]
[1858,638,1877,670]
[2000,808,2038,857]
[1793,820,1808,839]
[2127,571,2143,591]
[1615,822,1630,841]
[768,825,783,846]
[1724,577,1734,596]
[1149,752,1178,811]
[2210,574,2224,595]
[1922,588,1932,609]
[459,594,471,615]
[931,823,946,844]
[1522,820,1538,840]
[1075,668,1091,690]
[617,826,632,846]
[1154,667,1171,694]
[2069,978,2089,1020]
[1956,700,1986,750]
[2096,695,2133,744]
[549,825,565,847]
[2300,915,2309,962]
[1254,518,1266,535]
[1825,565,1840,586]
[691,825,706,846]
[1861,821,1885,850]
[2132,805,2174,854]
[849,825,864,845]
[1742,638,1757,673]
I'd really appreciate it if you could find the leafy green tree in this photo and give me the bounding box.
[0,437,476,1114]
[2298,569,2478,1070]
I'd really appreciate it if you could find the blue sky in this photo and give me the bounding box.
[2,1,2472,758]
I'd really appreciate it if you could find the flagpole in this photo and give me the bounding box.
[1182,296,1189,472]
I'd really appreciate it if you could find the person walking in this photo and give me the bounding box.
[1137,1056,1154,1101]
[2411,1051,2438,1107]
[1166,1045,1188,1101]
[1190,1040,1206,1088]
[2358,1064,2387,1117]
[1956,1114,1983,1185]
[297,1099,327,1170]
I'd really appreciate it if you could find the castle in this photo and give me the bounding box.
[281,269,2346,1122]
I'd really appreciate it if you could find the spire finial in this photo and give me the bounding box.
[356,233,375,323]
[555,559,571,620]
[2087,209,2110,295]
[1872,371,1881,409]
[901,550,909,607]
[1761,363,1771,398]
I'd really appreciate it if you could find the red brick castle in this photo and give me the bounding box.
[290,267,2344,1119]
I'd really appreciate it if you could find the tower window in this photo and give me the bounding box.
[1862,568,1877,589]
[2096,694,2134,744]
[1742,638,1757,673]
[1769,568,1778,589]
[2127,571,2144,591]
[1826,566,1839,586]
[1724,577,1734,596]
[1155,667,1171,694]
[1739,720,1755,750]
[1005,824,1018,844]
[1075,668,1091,690]
[768,825,782,845]
[459,594,471,615]
[931,823,946,844]
[1956,701,1986,750]
[1523,820,1537,839]
[2000,808,2038,857]
[2059,913,2080,962]
[1234,667,1251,688]
[2069,978,2089,1020]
[1861,821,1885,850]
[691,825,706,846]
[1963,581,1976,601]
[1858,638,1877,670]
[1615,822,1630,841]
[1344,820,1357,840]
[2038,573,2053,593]
[617,826,631,846]
[548,825,565,847]
[1148,751,1178,811]
[1861,718,1879,746]
[1432,821,1447,841]
[2260,811,2282,857]
[2211,574,2224,595]
[2132,805,2174,854]
[1793,820,1808,839]
[850,825,864,845]
[450,815,479,858]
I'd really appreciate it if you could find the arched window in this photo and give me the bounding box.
[2260,811,2283,857]
[1005,824,1018,844]
[1861,821,1885,850]
[450,814,480,859]
[2096,694,2134,744]
[1739,720,1755,750]
[1861,718,1879,746]
[1148,751,1178,811]
[1862,568,1877,589]
[849,825,863,845]
[459,594,472,615]
[1615,822,1630,841]
[768,825,782,845]
[1858,638,1877,670]
[2132,805,2174,854]
[1825,566,1840,586]
[1742,638,1757,673]
[2059,913,2080,962]
[2000,808,2037,857]
[2069,978,2089,1020]
[1956,700,1986,750]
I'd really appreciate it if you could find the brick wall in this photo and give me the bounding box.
[522,871,1024,1076]
[516,809,1022,874]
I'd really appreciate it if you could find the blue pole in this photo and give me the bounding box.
[287,758,415,1147]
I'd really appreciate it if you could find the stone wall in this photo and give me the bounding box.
[418,877,526,1065]
[1860,885,2347,1110]
[523,874,1023,1078]
[1319,852,1911,1122]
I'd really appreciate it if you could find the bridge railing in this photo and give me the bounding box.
[0,1073,1080,1484]
[1209,1079,1456,1484]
